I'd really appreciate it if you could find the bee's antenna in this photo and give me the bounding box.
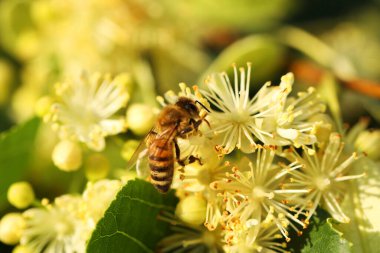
[196,100,210,113]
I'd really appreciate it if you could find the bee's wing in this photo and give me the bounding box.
[126,128,157,178]
[135,148,150,179]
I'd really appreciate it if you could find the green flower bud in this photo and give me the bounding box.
[126,104,156,136]
[0,213,25,245]
[355,130,380,160]
[7,182,35,209]
[176,195,207,226]
[52,140,82,171]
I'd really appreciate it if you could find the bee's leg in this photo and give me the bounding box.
[175,141,202,166]
[178,119,203,136]
[174,139,186,166]
[191,118,210,131]
[188,155,202,165]
[192,119,202,129]
[179,125,195,136]
[202,118,211,128]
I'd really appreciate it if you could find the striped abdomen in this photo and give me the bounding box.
[148,138,174,193]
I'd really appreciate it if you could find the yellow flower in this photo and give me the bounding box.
[45,72,129,151]
[284,133,364,223]
[200,64,325,154]
[224,220,288,253]
[21,195,88,253]
[209,148,306,241]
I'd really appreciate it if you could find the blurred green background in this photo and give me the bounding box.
[1,0,380,127]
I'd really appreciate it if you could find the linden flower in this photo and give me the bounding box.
[45,72,130,151]
[200,64,325,154]
[201,63,281,153]
[20,195,89,253]
[172,153,231,230]
[284,132,364,223]
[173,151,243,231]
[209,148,306,241]
[224,221,288,253]
[274,82,326,148]
[174,152,228,193]
[175,135,218,166]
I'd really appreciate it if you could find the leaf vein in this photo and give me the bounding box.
[120,194,174,210]
[96,230,153,253]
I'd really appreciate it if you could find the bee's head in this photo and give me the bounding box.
[176,97,199,117]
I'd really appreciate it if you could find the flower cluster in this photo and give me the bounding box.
[157,64,364,252]
[0,64,369,253]
[0,180,121,253]
[0,0,377,251]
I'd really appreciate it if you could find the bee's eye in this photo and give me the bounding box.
[176,97,198,114]
[185,103,198,113]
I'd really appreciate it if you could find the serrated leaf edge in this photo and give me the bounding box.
[326,218,353,249]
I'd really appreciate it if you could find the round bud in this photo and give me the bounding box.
[52,140,82,171]
[126,104,156,136]
[7,182,35,209]
[85,153,110,181]
[175,195,207,226]
[0,213,25,245]
[355,130,380,160]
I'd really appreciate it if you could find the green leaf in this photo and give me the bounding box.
[287,209,350,253]
[336,158,380,253]
[87,179,178,253]
[152,47,210,95]
[198,35,286,88]
[301,218,350,253]
[0,117,40,211]
[174,0,295,31]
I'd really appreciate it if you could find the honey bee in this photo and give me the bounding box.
[128,97,209,193]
